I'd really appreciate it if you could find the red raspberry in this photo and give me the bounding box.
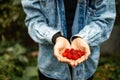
[72,53,79,60]
[62,48,70,57]
[70,48,76,54]
[80,50,85,56]
[65,48,70,53]
[62,48,85,60]
[66,53,72,59]
[62,52,67,57]
[77,50,85,58]
[77,51,82,57]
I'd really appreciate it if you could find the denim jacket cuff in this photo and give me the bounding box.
[70,34,88,44]
[52,32,64,44]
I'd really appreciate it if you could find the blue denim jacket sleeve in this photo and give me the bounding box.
[73,0,116,46]
[21,0,60,44]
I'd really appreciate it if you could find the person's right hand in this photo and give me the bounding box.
[54,37,72,64]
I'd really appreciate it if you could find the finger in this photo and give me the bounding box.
[75,48,90,66]
[75,55,86,65]
[68,60,76,68]
[60,56,70,63]
[74,61,78,67]
[54,47,61,61]
[84,46,91,60]
[56,54,71,63]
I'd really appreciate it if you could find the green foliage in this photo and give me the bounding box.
[0,1,38,79]
[0,40,38,80]
[0,0,26,41]
[93,54,120,80]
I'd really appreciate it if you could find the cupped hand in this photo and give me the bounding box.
[54,37,74,65]
[70,37,91,67]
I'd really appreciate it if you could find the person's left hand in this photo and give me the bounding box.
[70,37,91,67]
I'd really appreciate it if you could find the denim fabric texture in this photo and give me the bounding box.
[21,0,116,80]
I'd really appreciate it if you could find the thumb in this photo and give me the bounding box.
[84,46,91,60]
[54,46,61,61]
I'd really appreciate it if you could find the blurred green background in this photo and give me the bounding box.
[0,0,120,80]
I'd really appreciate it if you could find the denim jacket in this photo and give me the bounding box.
[21,0,116,80]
